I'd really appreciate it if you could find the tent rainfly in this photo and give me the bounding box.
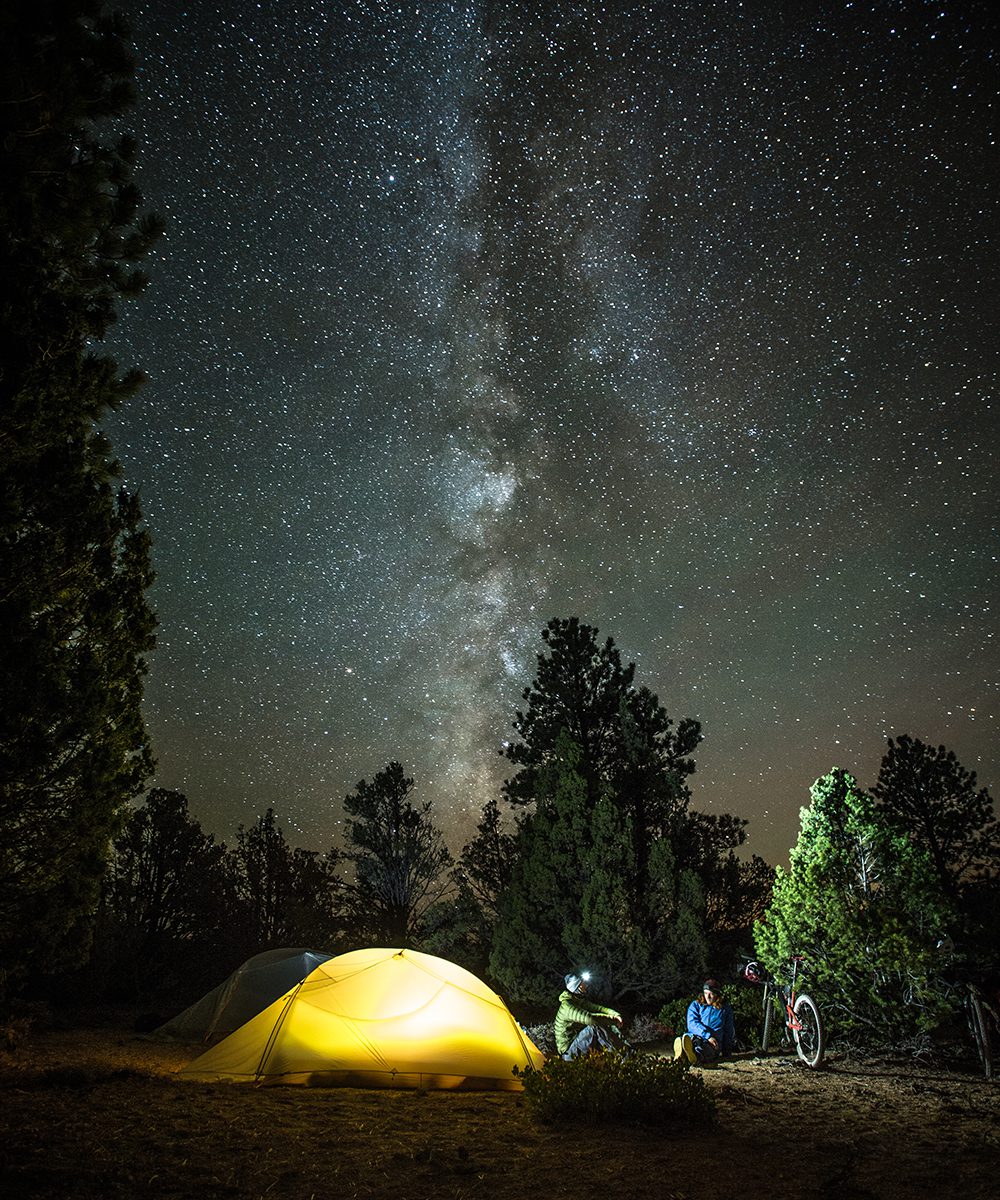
[179,947,544,1090]
[153,948,333,1042]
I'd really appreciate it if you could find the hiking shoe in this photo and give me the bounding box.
[673,1034,696,1064]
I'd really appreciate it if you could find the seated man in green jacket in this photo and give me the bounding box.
[554,972,623,1059]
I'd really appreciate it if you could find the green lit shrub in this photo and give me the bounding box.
[516,1050,715,1127]
[656,997,688,1038]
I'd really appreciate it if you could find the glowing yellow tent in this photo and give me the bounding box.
[179,947,544,1090]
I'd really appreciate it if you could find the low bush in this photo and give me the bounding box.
[728,985,769,1049]
[516,1050,715,1127]
[626,1012,675,1044]
[521,1022,556,1054]
[656,997,688,1039]
[1,1017,32,1054]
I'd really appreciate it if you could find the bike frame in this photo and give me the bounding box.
[758,954,825,1068]
[774,955,808,1037]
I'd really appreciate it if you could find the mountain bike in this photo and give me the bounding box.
[926,973,998,1080]
[960,979,997,1080]
[743,956,825,1069]
[929,938,998,1080]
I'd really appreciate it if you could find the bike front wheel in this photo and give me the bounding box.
[792,993,825,1068]
[966,988,993,1080]
[761,987,775,1053]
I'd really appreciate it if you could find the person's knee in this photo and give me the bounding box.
[565,1025,598,1058]
[694,1038,719,1063]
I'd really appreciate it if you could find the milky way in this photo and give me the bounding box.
[105,1,999,865]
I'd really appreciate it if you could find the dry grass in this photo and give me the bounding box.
[2,1025,998,1200]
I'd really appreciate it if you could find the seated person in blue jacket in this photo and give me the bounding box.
[678,978,736,1065]
[554,972,623,1059]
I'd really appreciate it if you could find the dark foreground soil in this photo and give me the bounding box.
[1,1026,997,1200]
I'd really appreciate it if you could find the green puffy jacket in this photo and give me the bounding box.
[554,989,621,1054]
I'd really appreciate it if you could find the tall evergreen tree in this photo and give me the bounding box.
[755,768,953,1042]
[503,618,638,810]
[343,762,452,947]
[677,810,774,963]
[421,797,522,977]
[493,731,705,1005]
[104,789,229,955]
[0,1,161,997]
[872,735,999,906]
[456,797,520,922]
[700,847,774,962]
[492,618,708,1005]
[230,809,341,952]
[95,789,231,1001]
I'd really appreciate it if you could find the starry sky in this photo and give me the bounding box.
[104,0,999,868]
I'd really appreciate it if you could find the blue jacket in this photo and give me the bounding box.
[686,999,736,1053]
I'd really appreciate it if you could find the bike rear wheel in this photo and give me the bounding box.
[792,993,825,1068]
[966,988,993,1080]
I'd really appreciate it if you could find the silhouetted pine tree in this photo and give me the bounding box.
[343,762,452,947]
[0,0,162,997]
[873,735,999,906]
[420,797,522,979]
[95,789,232,1002]
[491,618,708,1006]
[229,809,342,953]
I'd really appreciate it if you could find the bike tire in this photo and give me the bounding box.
[792,993,825,1069]
[761,987,775,1053]
[966,988,993,1080]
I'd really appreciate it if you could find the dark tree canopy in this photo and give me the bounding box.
[492,618,708,1004]
[104,789,228,953]
[456,797,520,920]
[230,809,341,952]
[503,618,638,809]
[0,0,161,995]
[343,762,452,947]
[94,789,231,1002]
[872,735,999,905]
[417,798,522,980]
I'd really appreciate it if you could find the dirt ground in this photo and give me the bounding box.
[1,1026,997,1200]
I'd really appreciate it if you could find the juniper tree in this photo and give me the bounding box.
[755,768,953,1042]
[0,1,161,996]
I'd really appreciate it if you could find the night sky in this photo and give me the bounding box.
[104,1,999,867]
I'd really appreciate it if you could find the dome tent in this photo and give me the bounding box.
[179,947,544,1090]
[153,948,333,1042]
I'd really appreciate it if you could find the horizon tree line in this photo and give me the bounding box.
[74,618,998,1033]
